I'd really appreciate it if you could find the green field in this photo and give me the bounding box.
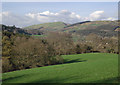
[2,53,118,83]
[31,35,46,37]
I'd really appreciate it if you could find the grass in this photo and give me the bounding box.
[31,35,46,37]
[2,53,118,84]
[24,22,66,30]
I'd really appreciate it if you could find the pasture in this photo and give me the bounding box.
[2,53,118,83]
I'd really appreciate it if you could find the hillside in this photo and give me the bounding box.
[24,22,68,31]
[2,24,31,35]
[2,53,118,83]
[63,21,118,37]
[24,21,118,37]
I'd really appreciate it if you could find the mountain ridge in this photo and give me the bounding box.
[2,20,119,37]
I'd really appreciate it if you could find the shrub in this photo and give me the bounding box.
[2,58,13,73]
[52,55,64,64]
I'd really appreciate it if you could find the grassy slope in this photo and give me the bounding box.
[63,21,117,32]
[31,35,46,37]
[24,22,66,31]
[24,21,118,37]
[2,53,118,83]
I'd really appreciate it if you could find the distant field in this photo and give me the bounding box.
[2,53,118,84]
[31,35,46,37]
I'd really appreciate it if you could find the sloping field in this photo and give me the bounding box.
[24,22,67,31]
[2,53,118,84]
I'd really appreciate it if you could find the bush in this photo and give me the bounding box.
[2,58,13,73]
[52,55,64,64]
[75,44,82,54]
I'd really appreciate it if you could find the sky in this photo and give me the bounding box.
[1,0,120,2]
[1,2,118,27]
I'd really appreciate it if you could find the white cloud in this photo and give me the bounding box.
[84,10,117,21]
[0,12,9,23]
[103,17,117,21]
[25,10,84,25]
[89,11,106,21]
[1,10,117,27]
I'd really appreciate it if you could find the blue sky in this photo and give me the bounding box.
[1,2,118,27]
[2,2,117,16]
[1,0,119,2]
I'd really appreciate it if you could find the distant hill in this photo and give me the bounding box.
[64,21,91,28]
[24,21,118,37]
[64,21,118,37]
[24,22,68,31]
[1,20,119,37]
[2,24,31,35]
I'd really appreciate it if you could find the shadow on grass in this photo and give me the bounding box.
[63,58,87,64]
[2,74,26,85]
[2,76,81,85]
[30,75,82,83]
[2,73,118,85]
[93,77,119,83]
[27,76,119,85]
[2,75,25,82]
